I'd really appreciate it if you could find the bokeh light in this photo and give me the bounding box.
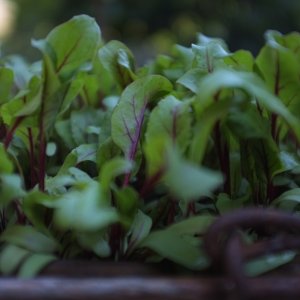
[0,0,16,39]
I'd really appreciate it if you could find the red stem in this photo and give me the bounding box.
[214,122,231,195]
[186,202,196,217]
[13,200,26,224]
[109,223,123,259]
[27,128,37,188]
[139,168,165,199]
[38,130,46,191]
[122,103,147,187]
[4,117,24,149]
[167,200,176,224]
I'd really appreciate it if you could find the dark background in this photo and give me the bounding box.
[2,0,300,63]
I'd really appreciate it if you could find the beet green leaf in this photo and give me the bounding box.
[146,95,192,153]
[111,75,172,162]
[99,40,136,89]
[164,147,223,203]
[139,215,215,270]
[34,15,101,80]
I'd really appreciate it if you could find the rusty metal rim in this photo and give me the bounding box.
[0,276,299,300]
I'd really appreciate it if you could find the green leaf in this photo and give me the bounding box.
[70,108,103,145]
[215,193,246,214]
[140,215,214,270]
[100,157,133,195]
[111,75,172,160]
[168,215,215,235]
[0,144,13,173]
[18,254,56,278]
[226,105,270,140]
[125,210,152,255]
[58,73,84,115]
[245,251,296,277]
[0,225,59,253]
[189,99,230,163]
[195,69,300,139]
[55,119,76,149]
[224,50,254,71]
[78,73,100,107]
[0,174,25,205]
[192,33,229,73]
[143,136,168,176]
[114,186,139,228]
[241,137,283,179]
[256,30,300,123]
[3,55,33,89]
[53,180,119,231]
[97,138,122,169]
[99,40,136,88]
[164,147,223,202]
[23,190,58,232]
[0,67,14,104]
[0,76,41,127]
[146,95,192,153]
[34,15,101,79]
[0,244,30,275]
[272,188,300,210]
[77,232,110,257]
[58,144,97,176]
[177,68,206,94]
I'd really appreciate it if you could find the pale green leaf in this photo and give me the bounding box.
[0,225,59,253]
[0,244,30,275]
[140,216,211,270]
[164,147,223,202]
[100,157,133,194]
[245,251,296,277]
[0,174,25,205]
[53,180,119,231]
[18,254,56,278]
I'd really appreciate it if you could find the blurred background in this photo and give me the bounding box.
[1,0,300,64]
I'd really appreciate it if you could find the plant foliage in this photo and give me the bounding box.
[0,15,300,277]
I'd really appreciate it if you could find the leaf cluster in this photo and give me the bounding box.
[0,16,300,277]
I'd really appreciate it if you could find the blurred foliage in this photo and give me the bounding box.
[2,0,300,63]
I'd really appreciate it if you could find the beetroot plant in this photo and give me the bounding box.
[0,15,300,277]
